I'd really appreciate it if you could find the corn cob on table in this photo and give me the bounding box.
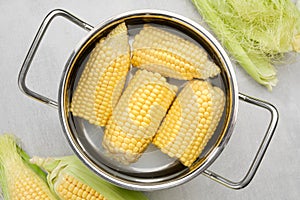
[0,135,58,200]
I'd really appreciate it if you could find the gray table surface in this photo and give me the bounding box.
[1,1,299,199]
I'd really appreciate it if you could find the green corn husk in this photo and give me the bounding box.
[192,0,300,90]
[31,155,149,200]
[0,134,57,200]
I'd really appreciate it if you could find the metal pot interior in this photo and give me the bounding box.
[59,10,238,190]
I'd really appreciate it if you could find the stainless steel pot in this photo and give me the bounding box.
[18,9,279,191]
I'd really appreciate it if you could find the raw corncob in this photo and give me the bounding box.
[31,155,148,200]
[0,134,57,200]
[103,69,177,164]
[71,22,130,127]
[131,25,220,80]
[153,80,225,167]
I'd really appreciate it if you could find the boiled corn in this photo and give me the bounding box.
[71,22,130,127]
[0,134,57,200]
[31,155,148,200]
[132,25,220,80]
[103,69,177,164]
[153,80,225,167]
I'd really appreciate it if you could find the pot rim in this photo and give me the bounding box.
[58,9,239,191]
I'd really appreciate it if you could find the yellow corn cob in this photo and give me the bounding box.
[103,69,177,164]
[132,25,220,80]
[0,134,57,200]
[71,22,130,126]
[56,174,106,199]
[31,156,149,200]
[153,80,225,167]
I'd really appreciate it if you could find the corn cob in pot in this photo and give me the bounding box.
[103,69,177,164]
[153,80,225,167]
[71,22,130,127]
[132,25,220,80]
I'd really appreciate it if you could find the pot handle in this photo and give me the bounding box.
[203,93,279,189]
[18,9,93,108]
